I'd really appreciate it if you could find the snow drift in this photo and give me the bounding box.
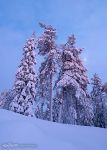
[0,109,107,150]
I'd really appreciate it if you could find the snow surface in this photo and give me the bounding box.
[0,109,107,150]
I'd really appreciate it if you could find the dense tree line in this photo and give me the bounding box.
[0,23,107,128]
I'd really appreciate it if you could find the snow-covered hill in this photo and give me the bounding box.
[0,109,107,150]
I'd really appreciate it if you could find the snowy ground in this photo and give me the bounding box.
[0,109,107,150]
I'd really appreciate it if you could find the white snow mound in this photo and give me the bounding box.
[0,109,107,150]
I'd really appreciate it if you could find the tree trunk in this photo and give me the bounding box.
[50,73,53,121]
[58,88,63,123]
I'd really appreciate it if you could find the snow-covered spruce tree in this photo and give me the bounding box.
[0,92,6,108]
[55,35,93,125]
[35,23,59,121]
[0,90,15,110]
[9,34,37,117]
[102,83,107,127]
[91,74,106,128]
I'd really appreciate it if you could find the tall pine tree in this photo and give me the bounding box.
[91,74,106,128]
[54,35,93,125]
[102,83,107,128]
[9,34,37,117]
[0,90,15,110]
[35,23,59,121]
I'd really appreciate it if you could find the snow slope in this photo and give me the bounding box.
[0,109,107,150]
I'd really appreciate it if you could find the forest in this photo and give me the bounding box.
[0,23,107,128]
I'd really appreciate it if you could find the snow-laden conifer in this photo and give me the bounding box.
[102,83,107,127]
[55,35,93,125]
[0,92,6,108]
[9,34,37,116]
[91,74,106,128]
[0,90,15,110]
[35,23,59,121]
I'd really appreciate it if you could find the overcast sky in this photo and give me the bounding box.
[0,0,107,92]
